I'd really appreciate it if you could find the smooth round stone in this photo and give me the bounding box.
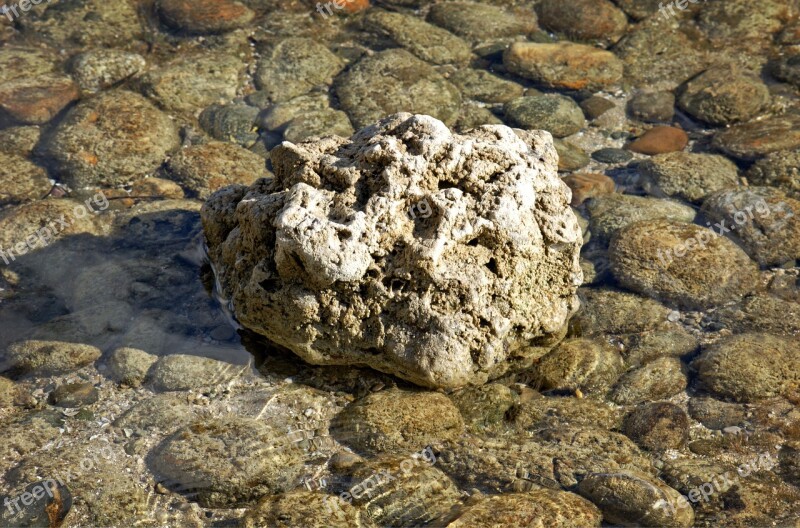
[0,152,51,206]
[0,126,41,157]
[48,382,99,408]
[508,395,624,431]
[0,480,72,528]
[140,53,246,114]
[504,94,585,138]
[570,288,672,336]
[693,333,800,402]
[713,114,800,160]
[554,139,590,171]
[258,93,330,130]
[147,354,246,391]
[771,53,800,87]
[639,151,740,203]
[255,38,344,104]
[580,95,616,120]
[504,42,624,92]
[530,338,625,397]
[747,149,800,199]
[536,0,628,47]
[240,490,364,528]
[709,294,800,336]
[70,49,146,93]
[447,490,602,527]
[586,194,696,245]
[283,109,354,143]
[364,10,471,66]
[701,187,800,266]
[43,90,180,188]
[166,141,269,199]
[591,147,632,164]
[561,173,615,206]
[426,2,537,42]
[622,402,690,451]
[0,74,79,125]
[449,69,524,104]
[610,357,687,405]
[198,103,260,148]
[627,126,688,155]
[449,383,517,431]
[331,389,464,455]
[0,376,34,409]
[622,328,699,368]
[678,65,770,125]
[334,49,462,129]
[454,104,503,131]
[577,470,694,528]
[2,341,101,377]
[687,397,747,430]
[149,417,306,507]
[106,347,158,387]
[627,91,675,123]
[156,0,255,34]
[113,393,200,435]
[608,220,759,309]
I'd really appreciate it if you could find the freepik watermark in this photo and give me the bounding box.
[0,192,109,266]
[657,198,794,269]
[658,0,706,19]
[315,0,357,18]
[1,0,51,22]
[3,444,113,517]
[654,452,777,516]
[323,446,437,514]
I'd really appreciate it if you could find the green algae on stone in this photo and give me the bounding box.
[447,489,602,527]
[639,151,740,204]
[2,340,101,377]
[610,356,687,405]
[527,338,625,397]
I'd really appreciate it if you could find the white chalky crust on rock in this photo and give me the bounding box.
[202,113,582,388]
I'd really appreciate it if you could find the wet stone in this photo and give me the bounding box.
[622,328,698,368]
[70,49,146,93]
[364,10,471,66]
[693,333,800,403]
[2,340,101,377]
[577,470,694,528]
[0,74,79,125]
[454,104,503,131]
[44,90,180,188]
[166,141,269,199]
[713,114,800,160]
[149,417,306,507]
[447,489,602,527]
[240,490,367,528]
[0,376,34,409]
[449,383,516,432]
[331,389,464,456]
[0,152,51,206]
[0,479,72,528]
[258,93,331,131]
[0,126,41,157]
[571,288,671,336]
[504,42,624,92]
[708,293,800,336]
[591,147,632,164]
[747,149,800,200]
[536,0,628,47]
[580,95,616,120]
[503,94,585,138]
[449,69,524,105]
[139,53,246,115]
[283,109,354,143]
[701,186,800,267]
[627,91,675,123]
[334,49,462,128]
[608,220,760,310]
[561,173,615,206]
[527,338,625,398]
[586,194,696,246]
[426,2,537,42]
[678,65,770,126]
[687,397,747,430]
[554,139,590,171]
[106,346,158,387]
[114,393,200,435]
[611,357,687,405]
[639,151,740,204]
[48,382,99,408]
[507,395,623,431]
[255,38,345,104]
[156,0,255,34]
[627,126,688,155]
[147,354,246,392]
[198,103,260,148]
[622,402,689,451]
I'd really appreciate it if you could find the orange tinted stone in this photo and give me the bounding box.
[157,0,255,33]
[0,75,79,125]
[628,126,688,155]
[562,172,616,206]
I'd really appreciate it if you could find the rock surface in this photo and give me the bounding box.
[202,113,583,388]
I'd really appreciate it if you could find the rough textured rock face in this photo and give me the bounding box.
[202,113,583,388]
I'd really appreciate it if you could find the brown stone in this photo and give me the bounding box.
[0,75,79,125]
[562,173,615,206]
[627,126,688,155]
[157,0,255,33]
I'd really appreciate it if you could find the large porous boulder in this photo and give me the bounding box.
[202,113,583,388]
